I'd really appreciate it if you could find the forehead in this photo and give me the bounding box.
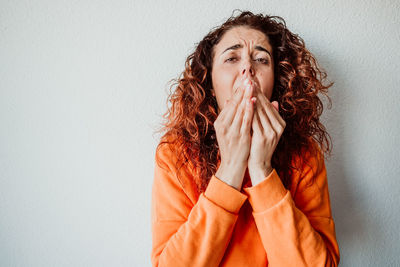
[214,26,272,54]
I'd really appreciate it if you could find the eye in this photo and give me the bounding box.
[255,58,269,64]
[225,57,237,63]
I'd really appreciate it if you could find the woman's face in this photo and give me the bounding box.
[211,26,274,111]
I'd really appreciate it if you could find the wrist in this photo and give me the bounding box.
[249,165,273,186]
[215,163,246,190]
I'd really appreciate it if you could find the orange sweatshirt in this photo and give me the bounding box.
[151,141,340,266]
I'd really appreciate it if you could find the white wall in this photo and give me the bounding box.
[1,0,399,266]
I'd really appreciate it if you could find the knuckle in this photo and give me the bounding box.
[220,125,228,135]
[237,102,245,112]
[231,99,240,106]
[271,131,277,140]
[276,126,284,135]
[234,88,243,97]
[233,88,240,97]
[265,129,275,140]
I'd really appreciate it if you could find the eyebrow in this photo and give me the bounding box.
[221,44,272,58]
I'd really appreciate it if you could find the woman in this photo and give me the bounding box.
[151,10,340,267]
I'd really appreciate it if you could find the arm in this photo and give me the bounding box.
[243,149,340,267]
[151,144,248,267]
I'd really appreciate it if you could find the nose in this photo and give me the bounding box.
[241,61,255,78]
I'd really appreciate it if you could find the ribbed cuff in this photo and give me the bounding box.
[204,175,248,214]
[243,169,287,213]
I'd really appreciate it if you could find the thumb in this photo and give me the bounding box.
[271,101,279,112]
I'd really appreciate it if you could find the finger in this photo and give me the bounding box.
[232,83,247,104]
[243,79,254,99]
[219,85,243,112]
[269,100,284,124]
[257,94,286,127]
[252,104,264,135]
[231,83,253,132]
[271,101,279,112]
[220,86,245,125]
[251,83,284,123]
[255,98,275,136]
[240,96,256,135]
[261,100,284,133]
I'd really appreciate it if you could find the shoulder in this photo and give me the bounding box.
[289,139,327,194]
[155,137,178,171]
[154,134,200,203]
[289,139,333,218]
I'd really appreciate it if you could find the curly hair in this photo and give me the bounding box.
[156,10,333,193]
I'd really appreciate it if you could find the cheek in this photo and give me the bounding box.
[212,68,235,109]
[214,86,231,110]
[263,80,274,100]
[259,71,274,99]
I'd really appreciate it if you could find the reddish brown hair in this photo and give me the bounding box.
[156,10,333,193]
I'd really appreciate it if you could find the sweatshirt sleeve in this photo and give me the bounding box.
[243,148,340,267]
[151,144,248,267]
